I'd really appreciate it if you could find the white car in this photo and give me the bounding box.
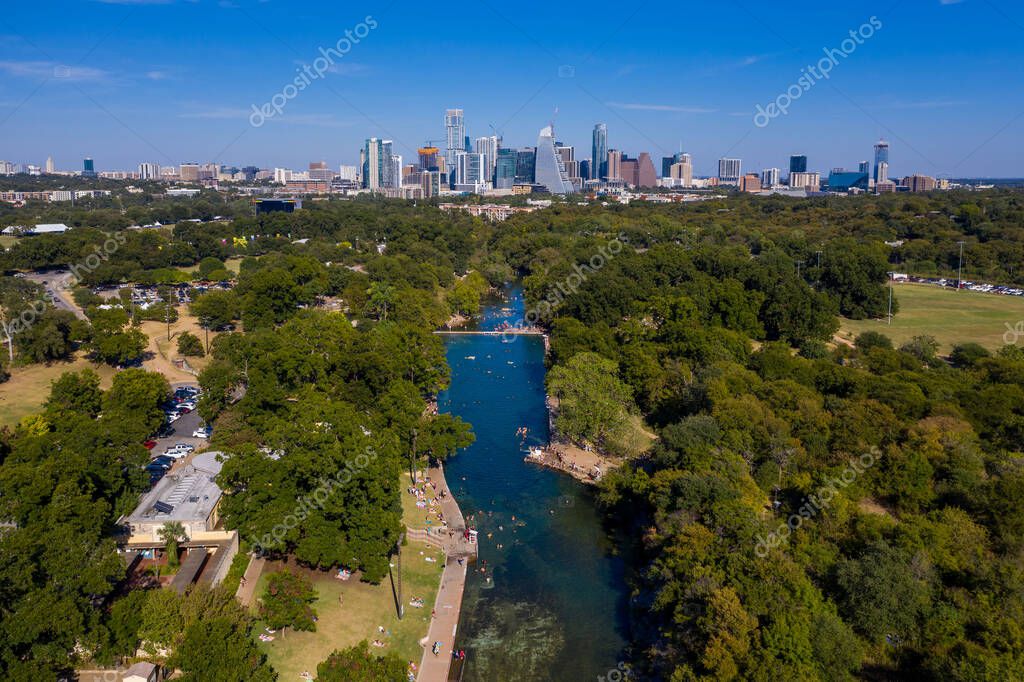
[192,427,210,438]
[166,412,181,423]
[164,449,189,460]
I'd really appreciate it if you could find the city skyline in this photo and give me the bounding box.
[1,2,1022,177]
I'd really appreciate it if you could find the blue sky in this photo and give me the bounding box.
[0,0,1022,177]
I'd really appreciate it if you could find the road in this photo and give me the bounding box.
[21,270,87,320]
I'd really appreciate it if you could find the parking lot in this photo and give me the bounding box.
[146,383,212,486]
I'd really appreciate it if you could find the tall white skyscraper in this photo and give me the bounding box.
[445,109,465,167]
[45,156,55,174]
[534,125,574,194]
[761,167,780,188]
[474,135,499,184]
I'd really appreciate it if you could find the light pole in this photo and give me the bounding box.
[956,241,966,290]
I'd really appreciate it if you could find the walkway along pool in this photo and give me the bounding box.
[438,287,631,681]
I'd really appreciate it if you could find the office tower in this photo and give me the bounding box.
[873,139,889,183]
[82,158,96,178]
[45,156,55,174]
[789,155,808,175]
[0,160,16,175]
[455,152,485,186]
[607,149,622,181]
[475,135,499,183]
[876,161,889,184]
[790,172,821,191]
[556,144,580,186]
[718,158,742,184]
[515,148,536,184]
[660,152,686,179]
[761,168,780,188]
[495,148,517,189]
[620,156,639,187]
[592,123,608,180]
[670,154,693,187]
[580,159,591,182]
[534,125,574,194]
[445,109,465,167]
[637,153,657,187]
[418,147,440,171]
[138,162,161,180]
[338,165,358,182]
[858,161,870,176]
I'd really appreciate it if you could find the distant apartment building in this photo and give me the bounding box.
[904,175,937,192]
[138,162,161,180]
[0,160,16,175]
[308,161,333,182]
[670,154,694,187]
[761,168,780,188]
[789,171,821,191]
[445,109,466,167]
[739,173,761,193]
[718,158,742,184]
[418,147,441,171]
[179,163,200,182]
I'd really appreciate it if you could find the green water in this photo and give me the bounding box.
[439,287,630,681]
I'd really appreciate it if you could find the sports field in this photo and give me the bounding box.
[838,283,1024,354]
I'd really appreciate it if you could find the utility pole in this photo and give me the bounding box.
[396,533,404,620]
[796,260,805,279]
[815,251,823,268]
[957,241,966,291]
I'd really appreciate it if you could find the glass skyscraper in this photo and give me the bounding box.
[873,140,889,182]
[535,126,574,194]
[592,123,608,181]
[789,155,808,174]
[515,148,536,184]
[445,109,465,167]
[495,148,517,189]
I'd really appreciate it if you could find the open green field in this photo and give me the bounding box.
[253,474,444,679]
[838,283,1024,354]
[0,354,117,426]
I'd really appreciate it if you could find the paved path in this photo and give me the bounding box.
[235,555,265,607]
[416,463,475,682]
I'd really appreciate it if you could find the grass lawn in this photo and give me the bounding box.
[252,474,445,679]
[838,283,1024,354]
[0,354,117,426]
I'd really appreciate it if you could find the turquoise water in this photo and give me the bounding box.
[439,288,630,681]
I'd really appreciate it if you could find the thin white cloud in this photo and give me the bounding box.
[145,70,171,80]
[180,107,353,128]
[0,60,109,82]
[607,101,718,114]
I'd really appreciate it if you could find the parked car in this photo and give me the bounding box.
[150,454,175,466]
[192,426,211,438]
[163,448,189,460]
[143,440,157,450]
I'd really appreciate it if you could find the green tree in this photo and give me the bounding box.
[159,521,187,568]
[177,331,205,357]
[190,289,239,331]
[547,352,638,454]
[259,570,318,632]
[316,642,407,682]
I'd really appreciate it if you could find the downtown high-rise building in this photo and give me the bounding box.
[534,125,574,194]
[761,168,780,188]
[718,158,742,184]
[592,123,608,181]
[495,148,517,189]
[82,158,96,178]
[873,140,889,183]
[362,137,396,190]
[789,155,808,175]
[607,149,622,181]
[455,151,486,186]
[445,109,465,167]
[515,148,536,184]
[474,135,499,184]
[670,154,693,187]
